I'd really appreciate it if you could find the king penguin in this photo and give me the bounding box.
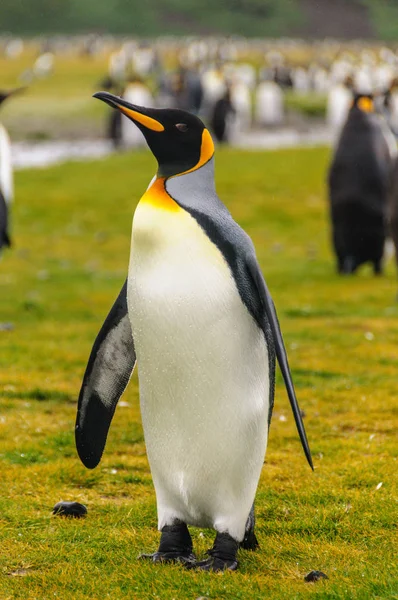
[328,93,393,275]
[75,91,313,572]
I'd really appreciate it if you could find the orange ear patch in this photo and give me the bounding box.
[174,128,215,177]
[357,97,374,113]
[197,128,215,169]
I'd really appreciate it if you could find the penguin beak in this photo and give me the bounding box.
[93,91,165,132]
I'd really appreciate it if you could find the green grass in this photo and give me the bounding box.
[0,48,109,140]
[1,147,398,599]
[285,91,327,118]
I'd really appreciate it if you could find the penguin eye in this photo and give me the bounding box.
[175,123,188,132]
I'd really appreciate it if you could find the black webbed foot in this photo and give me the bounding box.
[139,551,195,564]
[373,260,383,276]
[341,256,357,275]
[185,532,239,572]
[186,556,238,571]
[138,522,195,564]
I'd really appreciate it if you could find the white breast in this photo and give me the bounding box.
[255,82,284,125]
[127,200,270,541]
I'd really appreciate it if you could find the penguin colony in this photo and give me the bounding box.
[104,44,292,145]
[75,93,313,572]
[100,41,398,152]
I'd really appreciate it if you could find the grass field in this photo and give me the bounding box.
[0,47,109,140]
[0,146,397,599]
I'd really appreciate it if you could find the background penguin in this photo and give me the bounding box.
[229,78,252,138]
[326,76,353,135]
[292,66,310,95]
[328,93,393,275]
[75,93,313,572]
[383,77,398,135]
[210,87,235,143]
[201,65,226,119]
[388,156,398,292]
[120,76,155,149]
[169,66,203,114]
[0,88,23,253]
[98,76,123,149]
[254,78,284,127]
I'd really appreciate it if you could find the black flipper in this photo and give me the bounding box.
[246,256,313,470]
[75,280,136,469]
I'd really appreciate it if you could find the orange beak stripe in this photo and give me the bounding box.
[119,106,165,132]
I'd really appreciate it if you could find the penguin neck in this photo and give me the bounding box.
[164,157,216,202]
[139,158,217,214]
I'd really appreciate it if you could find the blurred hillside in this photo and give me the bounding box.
[1,0,398,40]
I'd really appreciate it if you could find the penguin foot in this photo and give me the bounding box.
[338,255,357,275]
[139,551,196,564]
[186,532,239,572]
[373,260,383,276]
[185,556,238,572]
[139,522,195,565]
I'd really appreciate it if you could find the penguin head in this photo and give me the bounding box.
[93,91,214,178]
[352,93,374,113]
